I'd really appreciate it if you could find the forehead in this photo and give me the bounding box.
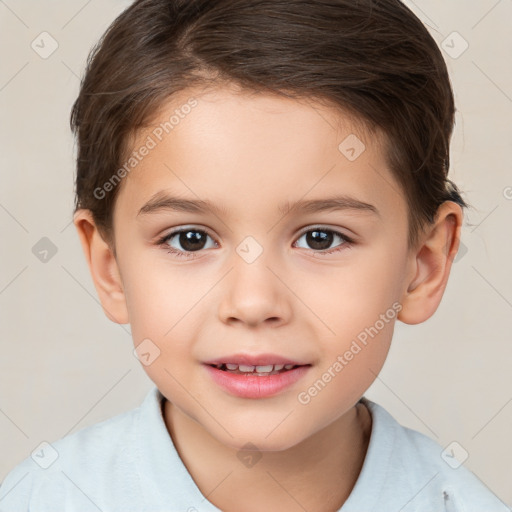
[114,84,405,225]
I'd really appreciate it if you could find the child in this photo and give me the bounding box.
[1,0,509,510]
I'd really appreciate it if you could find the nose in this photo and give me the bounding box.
[217,252,292,329]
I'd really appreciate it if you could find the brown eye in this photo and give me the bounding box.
[159,228,216,257]
[174,230,208,251]
[294,227,352,253]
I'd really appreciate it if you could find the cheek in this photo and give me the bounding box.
[122,260,213,382]
[297,314,395,423]
[121,255,204,337]
[297,252,402,394]
[297,253,403,339]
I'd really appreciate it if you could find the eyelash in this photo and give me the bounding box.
[156,226,355,259]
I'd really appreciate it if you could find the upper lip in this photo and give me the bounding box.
[203,353,310,366]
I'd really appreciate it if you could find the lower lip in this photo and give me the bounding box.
[203,364,311,399]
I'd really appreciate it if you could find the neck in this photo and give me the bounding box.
[163,399,372,512]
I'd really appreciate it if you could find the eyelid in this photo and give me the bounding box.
[158,225,217,242]
[295,224,354,239]
[155,224,227,246]
[293,225,355,250]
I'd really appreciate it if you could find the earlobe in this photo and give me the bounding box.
[73,209,129,325]
[397,201,463,325]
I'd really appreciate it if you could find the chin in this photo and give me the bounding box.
[208,423,308,453]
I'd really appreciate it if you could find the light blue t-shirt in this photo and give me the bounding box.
[0,386,509,511]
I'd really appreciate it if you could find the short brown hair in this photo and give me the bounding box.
[70,0,469,251]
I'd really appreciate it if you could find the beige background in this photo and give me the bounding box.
[1,0,511,505]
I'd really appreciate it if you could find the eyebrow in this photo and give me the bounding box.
[137,191,380,218]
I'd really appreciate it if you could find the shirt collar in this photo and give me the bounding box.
[134,387,391,511]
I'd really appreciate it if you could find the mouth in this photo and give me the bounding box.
[203,359,312,398]
[207,362,309,376]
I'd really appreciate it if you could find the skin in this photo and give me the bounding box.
[74,83,463,511]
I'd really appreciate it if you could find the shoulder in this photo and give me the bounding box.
[0,388,159,511]
[359,398,510,511]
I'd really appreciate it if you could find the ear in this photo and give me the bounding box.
[398,201,463,325]
[73,209,129,325]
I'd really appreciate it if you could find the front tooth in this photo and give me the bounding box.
[255,365,273,373]
[284,364,295,369]
[273,364,284,371]
[225,363,238,370]
[238,364,255,372]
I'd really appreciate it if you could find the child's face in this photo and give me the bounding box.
[94,84,418,449]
